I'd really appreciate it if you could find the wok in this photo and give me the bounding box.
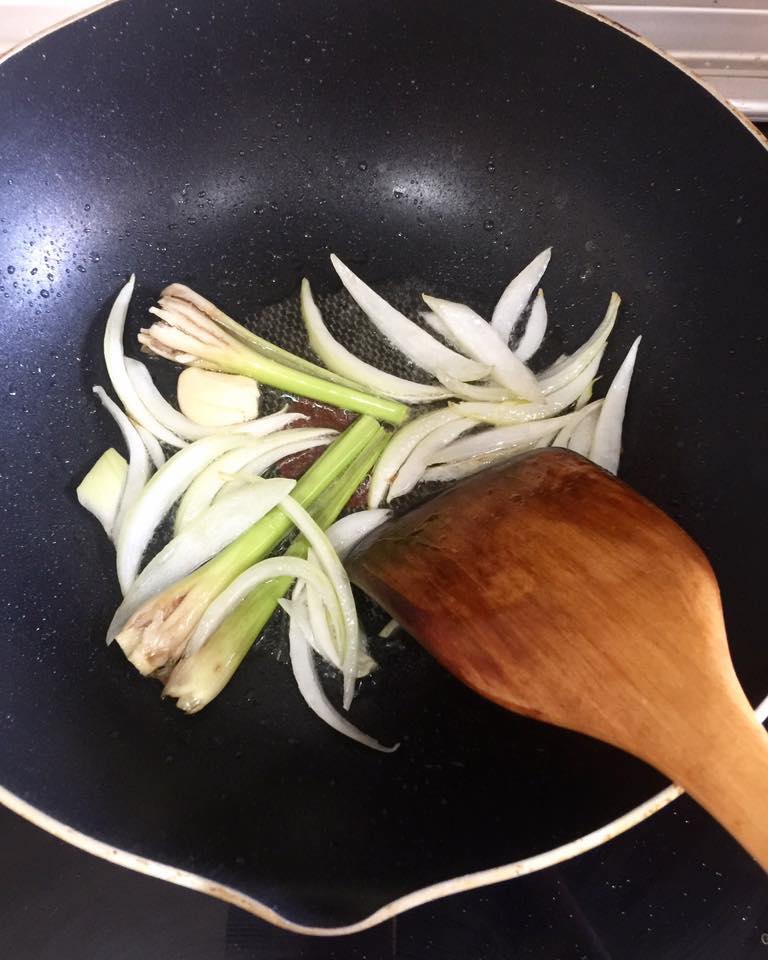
[0,0,766,935]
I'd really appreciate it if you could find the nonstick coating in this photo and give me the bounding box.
[1,0,766,931]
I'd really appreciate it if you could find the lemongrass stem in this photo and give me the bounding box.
[164,430,388,712]
[115,416,382,673]
[161,283,363,390]
[144,290,409,425]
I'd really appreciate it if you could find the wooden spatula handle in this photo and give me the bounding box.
[651,693,768,871]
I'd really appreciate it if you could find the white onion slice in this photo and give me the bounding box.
[422,441,544,483]
[589,337,641,474]
[551,400,604,449]
[125,358,214,441]
[574,373,595,410]
[76,449,127,539]
[304,578,343,667]
[491,248,552,343]
[134,423,165,469]
[388,417,477,500]
[173,428,334,533]
[515,288,548,362]
[455,349,605,425]
[103,277,187,447]
[419,309,464,351]
[331,255,488,382]
[93,386,151,541]
[367,407,468,508]
[114,424,300,593]
[538,293,620,395]
[185,557,340,657]
[325,509,391,560]
[282,598,397,753]
[568,404,603,457]
[435,411,581,464]
[435,371,516,402]
[422,295,543,401]
[301,279,450,403]
[278,495,360,709]
[106,478,296,643]
[379,618,400,638]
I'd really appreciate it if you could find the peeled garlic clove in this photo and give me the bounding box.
[176,368,261,426]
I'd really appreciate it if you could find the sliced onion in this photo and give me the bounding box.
[173,428,334,533]
[589,337,641,474]
[114,429,297,593]
[491,248,552,343]
[423,295,543,400]
[125,358,214,441]
[435,371,515,402]
[103,277,187,448]
[435,411,581,464]
[185,556,340,657]
[93,386,151,541]
[388,417,477,500]
[76,448,127,539]
[455,349,605,425]
[515,288,548,362]
[106,478,296,642]
[567,403,603,457]
[304,578,343,666]
[331,255,488,382]
[422,442,544,483]
[325,509,391,560]
[368,407,468,508]
[574,372,596,410]
[301,279,450,403]
[419,309,464,351]
[551,399,604,449]
[134,423,165,469]
[278,495,360,709]
[282,598,397,753]
[378,618,400,638]
[538,293,619,395]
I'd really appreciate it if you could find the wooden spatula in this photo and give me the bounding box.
[347,448,768,868]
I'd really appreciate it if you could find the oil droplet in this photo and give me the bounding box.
[76,264,86,273]
[84,203,91,211]
[6,265,14,274]
[358,161,368,171]
[393,189,404,199]
[40,289,50,298]
[483,219,495,231]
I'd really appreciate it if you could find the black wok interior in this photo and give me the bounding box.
[0,0,766,929]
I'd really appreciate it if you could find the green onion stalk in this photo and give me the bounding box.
[139,286,409,426]
[163,429,388,713]
[115,415,383,677]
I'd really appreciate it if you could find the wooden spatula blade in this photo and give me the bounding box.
[348,450,768,869]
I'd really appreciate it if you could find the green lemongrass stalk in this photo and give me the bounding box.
[161,283,362,390]
[139,290,408,426]
[115,416,382,676]
[163,430,388,713]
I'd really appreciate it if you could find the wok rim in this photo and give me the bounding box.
[0,0,765,934]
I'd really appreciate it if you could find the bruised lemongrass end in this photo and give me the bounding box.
[141,292,409,425]
[114,416,383,675]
